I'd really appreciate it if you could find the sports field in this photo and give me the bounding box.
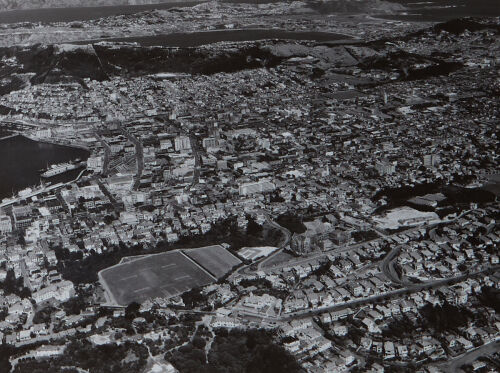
[99,251,216,306]
[183,245,242,279]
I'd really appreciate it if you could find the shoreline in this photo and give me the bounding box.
[0,0,201,24]
[0,135,90,204]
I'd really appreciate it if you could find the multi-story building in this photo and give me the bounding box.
[87,156,104,173]
[174,136,191,152]
[239,180,276,196]
[0,215,12,234]
[423,154,440,168]
[375,160,396,175]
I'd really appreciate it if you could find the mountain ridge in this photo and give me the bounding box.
[0,0,181,11]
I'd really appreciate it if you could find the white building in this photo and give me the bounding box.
[0,215,12,234]
[32,281,75,304]
[239,180,276,196]
[174,136,191,152]
[35,345,65,358]
[87,156,104,173]
[211,316,240,328]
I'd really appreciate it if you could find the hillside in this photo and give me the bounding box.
[0,0,177,10]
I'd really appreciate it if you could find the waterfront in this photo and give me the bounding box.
[0,0,497,26]
[0,1,201,24]
[0,135,89,200]
[376,0,500,22]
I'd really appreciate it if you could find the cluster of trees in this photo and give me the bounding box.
[478,286,500,312]
[166,329,300,373]
[419,302,473,332]
[0,269,31,298]
[33,306,56,324]
[277,214,307,234]
[181,287,206,309]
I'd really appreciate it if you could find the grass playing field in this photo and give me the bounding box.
[183,245,242,279]
[99,250,216,306]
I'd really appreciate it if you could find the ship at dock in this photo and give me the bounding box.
[40,159,82,178]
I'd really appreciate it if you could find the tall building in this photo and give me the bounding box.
[0,215,12,234]
[87,156,104,173]
[239,180,276,196]
[12,206,32,230]
[174,136,191,152]
[203,137,218,149]
[375,160,396,176]
[423,154,440,168]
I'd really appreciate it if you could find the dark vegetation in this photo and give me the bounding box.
[383,315,415,339]
[277,213,307,234]
[0,42,284,95]
[431,17,500,35]
[360,50,463,82]
[352,230,379,242]
[373,181,496,214]
[0,269,31,298]
[478,286,500,312]
[166,329,301,373]
[33,306,56,324]
[419,303,473,332]
[181,287,206,309]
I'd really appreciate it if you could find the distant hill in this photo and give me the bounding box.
[308,0,405,14]
[0,0,179,11]
[0,0,405,12]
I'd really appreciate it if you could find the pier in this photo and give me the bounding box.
[0,167,87,209]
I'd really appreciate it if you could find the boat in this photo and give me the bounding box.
[40,162,78,178]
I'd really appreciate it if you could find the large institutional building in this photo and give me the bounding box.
[239,180,276,196]
[174,136,191,152]
[0,215,12,234]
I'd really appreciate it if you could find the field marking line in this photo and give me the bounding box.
[120,274,138,281]
[133,286,151,293]
[161,264,176,269]
[175,275,191,281]
[179,251,218,281]
[139,266,156,272]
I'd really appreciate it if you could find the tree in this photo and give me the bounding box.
[246,215,263,236]
[125,302,141,320]
[104,215,115,225]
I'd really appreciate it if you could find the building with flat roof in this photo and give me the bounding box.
[174,136,191,152]
[0,215,12,234]
[239,180,276,196]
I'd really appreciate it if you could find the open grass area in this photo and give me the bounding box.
[183,245,242,279]
[99,250,215,306]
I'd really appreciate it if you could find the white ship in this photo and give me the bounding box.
[40,162,78,178]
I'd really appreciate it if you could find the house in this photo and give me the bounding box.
[457,337,473,350]
[396,344,408,358]
[282,336,300,352]
[35,345,66,358]
[362,317,381,334]
[211,316,240,329]
[445,334,457,348]
[333,324,348,336]
[384,341,395,360]
[330,308,353,321]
